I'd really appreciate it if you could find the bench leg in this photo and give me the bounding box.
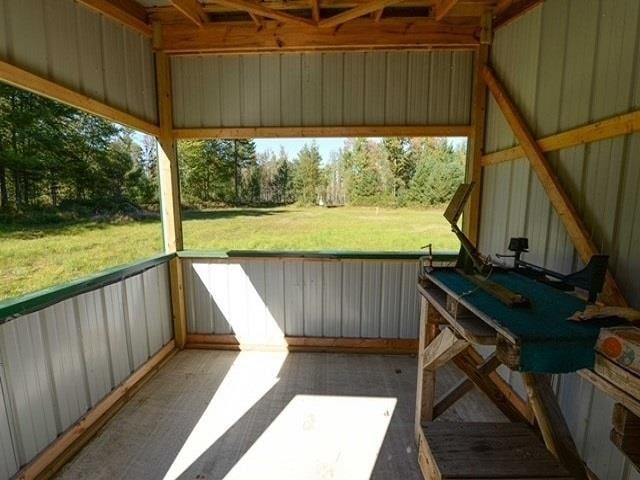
[415,298,440,443]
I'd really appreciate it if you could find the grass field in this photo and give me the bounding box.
[0,206,458,301]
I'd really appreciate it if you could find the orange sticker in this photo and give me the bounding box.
[601,337,623,359]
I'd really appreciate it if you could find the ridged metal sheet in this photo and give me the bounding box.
[183,257,421,341]
[0,264,172,479]
[0,0,158,124]
[171,51,473,129]
[480,1,640,478]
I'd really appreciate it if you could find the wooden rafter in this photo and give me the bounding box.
[435,0,461,21]
[249,12,265,29]
[374,8,384,22]
[77,0,151,36]
[481,110,640,166]
[208,0,315,26]
[318,0,405,28]
[311,0,321,23]
[171,0,208,27]
[482,65,627,307]
[160,18,479,53]
[494,0,543,30]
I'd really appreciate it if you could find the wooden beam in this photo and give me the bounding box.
[77,0,152,36]
[311,0,321,22]
[494,0,543,30]
[374,8,384,22]
[435,0,460,21]
[0,59,160,136]
[464,43,489,246]
[423,327,469,370]
[249,12,264,29]
[174,125,472,139]
[209,0,315,26]
[171,0,208,27]
[482,110,640,166]
[522,373,589,480]
[160,18,479,54]
[319,0,405,28]
[580,369,640,418]
[482,65,627,307]
[15,341,176,480]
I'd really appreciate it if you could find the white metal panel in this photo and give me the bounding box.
[341,260,362,338]
[171,50,473,129]
[125,275,150,369]
[321,261,342,337]
[303,261,323,337]
[143,268,165,355]
[103,283,132,385]
[0,368,18,480]
[283,260,304,336]
[360,262,382,337]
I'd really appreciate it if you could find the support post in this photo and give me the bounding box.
[415,298,440,443]
[154,25,187,348]
[463,14,490,246]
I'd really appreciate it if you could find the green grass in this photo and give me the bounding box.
[0,206,457,301]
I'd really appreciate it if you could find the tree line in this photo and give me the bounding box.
[0,82,466,214]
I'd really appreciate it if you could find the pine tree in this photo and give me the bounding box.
[293,142,322,205]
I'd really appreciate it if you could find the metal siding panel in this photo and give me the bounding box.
[342,52,365,126]
[76,6,106,103]
[301,53,322,126]
[41,300,88,431]
[426,51,453,124]
[171,57,186,129]
[157,264,173,344]
[303,261,323,337]
[448,51,473,124]
[321,261,342,337]
[363,52,386,124]
[280,53,302,127]
[244,259,268,340]
[202,56,222,127]
[0,366,18,480]
[0,0,8,58]
[227,261,249,337]
[341,260,361,337]
[76,291,111,405]
[43,0,80,90]
[143,268,164,354]
[264,259,286,339]
[101,18,129,116]
[241,55,261,127]
[5,0,48,76]
[283,260,304,336]
[221,56,241,126]
[103,282,132,385]
[380,262,402,338]
[122,30,146,123]
[406,52,430,125]
[385,52,408,125]
[191,261,215,334]
[360,261,382,338]
[399,262,420,338]
[125,275,150,369]
[209,261,233,334]
[260,54,281,127]
[321,52,343,126]
[183,57,204,128]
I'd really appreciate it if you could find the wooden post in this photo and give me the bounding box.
[463,14,490,246]
[154,25,187,348]
[482,64,627,307]
[415,298,440,443]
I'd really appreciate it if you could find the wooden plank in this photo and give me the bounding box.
[423,327,469,370]
[482,109,640,166]
[521,372,589,480]
[482,65,627,307]
[169,258,188,349]
[464,43,489,245]
[174,124,472,139]
[319,0,405,28]
[579,369,640,418]
[594,354,640,400]
[434,0,460,21]
[0,59,159,137]
[209,0,315,26]
[611,404,640,468]
[171,0,209,27]
[311,0,321,22]
[15,341,176,480]
[416,299,441,440]
[494,0,543,30]
[185,334,418,354]
[77,0,152,36]
[433,378,474,418]
[160,19,479,54]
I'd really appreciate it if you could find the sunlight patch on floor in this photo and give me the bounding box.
[224,395,397,480]
[162,351,288,480]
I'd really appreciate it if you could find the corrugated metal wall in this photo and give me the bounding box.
[0,0,158,124]
[0,264,172,479]
[480,1,640,478]
[183,257,421,342]
[171,51,473,129]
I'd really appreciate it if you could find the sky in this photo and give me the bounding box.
[254,137,468,164]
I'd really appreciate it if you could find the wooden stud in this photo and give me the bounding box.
[463,43,489,246]
[434,0,460,21]
[521,372,589,480]
[208,0,315,26]
[319,0,406,28]
[0,60,160,137]
[15,341,176,480]
[174,124,472,139]
[311,0,321,23]
[416,299,441,441]
[77,0,152,36]
[171,0,209,27]
[482,109,640,166]
[482,65,627,307]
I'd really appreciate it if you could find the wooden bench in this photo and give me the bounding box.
[417,422,574,479]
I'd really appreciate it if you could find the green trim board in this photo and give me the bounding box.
[0,253,175,323]
[179,250,459,261]
[428,269,623,373]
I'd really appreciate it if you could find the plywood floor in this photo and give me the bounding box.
[57,350,505,480]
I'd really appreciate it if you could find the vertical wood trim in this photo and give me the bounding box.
[415,298,440,443]
[154,25,187,348]
[464,43,489,246]
[482,65,627,307]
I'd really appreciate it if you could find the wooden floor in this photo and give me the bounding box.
[56,350,505,480]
